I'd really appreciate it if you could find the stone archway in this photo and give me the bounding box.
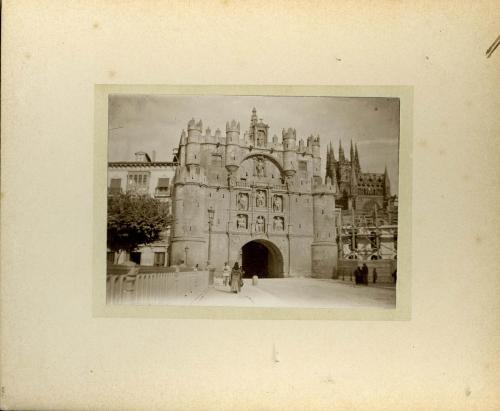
[241,239,284,278]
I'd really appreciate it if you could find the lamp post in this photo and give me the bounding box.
[184,246,189,266]
[207,206,215,268]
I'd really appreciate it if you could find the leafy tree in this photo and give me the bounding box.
[107,193,169,260]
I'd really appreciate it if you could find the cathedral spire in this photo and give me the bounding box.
[354,143,360,172]
[350,139,355,162]
[339,139,345,162]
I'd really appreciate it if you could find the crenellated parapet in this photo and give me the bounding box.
[173,164,208,186]
[312,179,336,196]
[187,118,202,137]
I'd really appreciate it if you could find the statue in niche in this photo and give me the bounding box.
[256,190,266,208]
[237,214,247,229]
[237,193,248,210]
[257,131,265,147]
[255,157,265,177]
[273,217,284,231]
[273,196,282,212]
[255,216,265,233]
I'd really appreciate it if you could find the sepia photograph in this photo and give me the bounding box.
[106,94,400,309]
[4,1,499,409]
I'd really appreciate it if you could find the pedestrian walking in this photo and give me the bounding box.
[222,262,230,286]
[230,262,243,293]
[373,268,378,284]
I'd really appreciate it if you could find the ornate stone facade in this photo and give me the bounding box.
[170,108,337,278]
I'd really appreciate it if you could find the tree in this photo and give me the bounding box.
[107,193,169,261]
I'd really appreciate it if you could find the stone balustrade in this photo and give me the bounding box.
[106,269,209,305]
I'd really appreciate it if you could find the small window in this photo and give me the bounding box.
[154,252,165,267]
[156,178,170,196]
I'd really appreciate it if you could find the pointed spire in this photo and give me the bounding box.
[350,139,355,162]
[251,107,258,125]
[339,139,345,161]
[354,143,360,172]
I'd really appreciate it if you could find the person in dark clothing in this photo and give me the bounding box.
[362,263,369,285]
[373,268,378,284]
[392,269,397,283]
[354,266,361,284]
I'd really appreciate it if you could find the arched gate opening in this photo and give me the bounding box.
[241,239,284,278]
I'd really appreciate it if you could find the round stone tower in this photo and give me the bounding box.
[282,127,297,176]
[225,120,240,173]
[185,118,202,167]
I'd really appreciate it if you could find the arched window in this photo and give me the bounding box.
[369,231,377,249]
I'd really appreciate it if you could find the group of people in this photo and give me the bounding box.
[354,263,376,285]
[353,264,384,285]
[222,262,244,293]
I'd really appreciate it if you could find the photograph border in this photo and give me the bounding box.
[93,85,412,320]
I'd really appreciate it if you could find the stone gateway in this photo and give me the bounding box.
[169,108,338,278]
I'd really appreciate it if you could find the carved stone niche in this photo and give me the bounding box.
[272,195,283,212]
[255,190,267,208]
[236,214,248,230]
[254,156,266,177]
[237,192,249,210]
[273,216,284,231]
[255,215,266,233]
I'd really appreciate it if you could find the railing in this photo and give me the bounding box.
[272,184,287,191]
[234,181,287,191]
[235,180,251,188]
[106,269,209,305]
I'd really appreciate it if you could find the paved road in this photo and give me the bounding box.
[192,277,396,308]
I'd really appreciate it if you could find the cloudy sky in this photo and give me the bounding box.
[109,95,400,193]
